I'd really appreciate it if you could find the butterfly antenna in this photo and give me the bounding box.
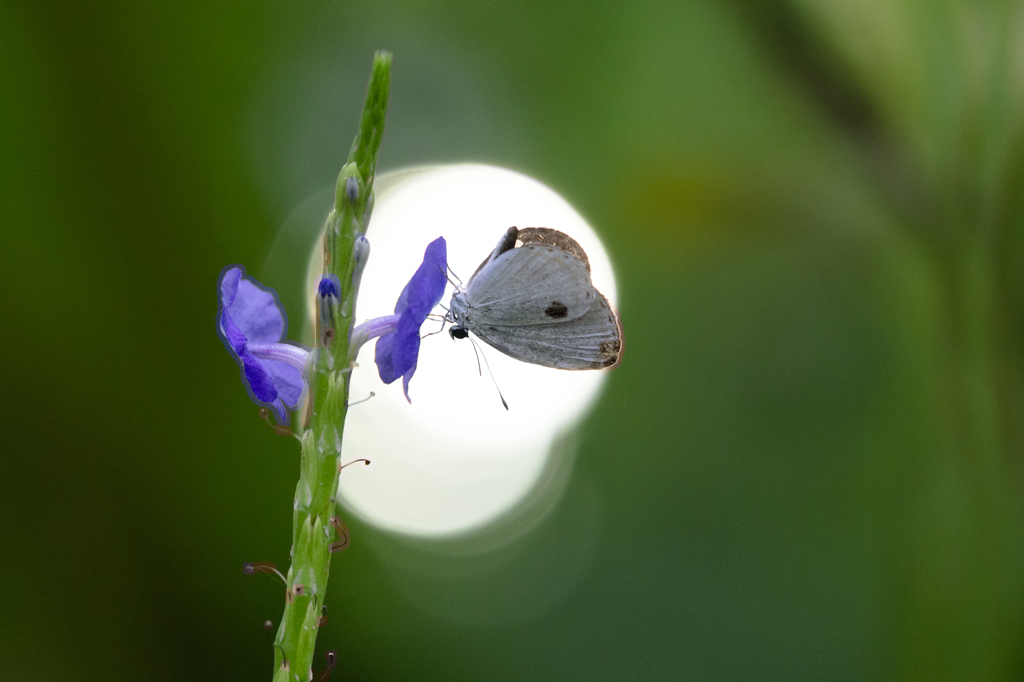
[468,336,509,410]
[468,335,483,376]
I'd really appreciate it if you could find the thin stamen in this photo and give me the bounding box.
[347,392,375,407]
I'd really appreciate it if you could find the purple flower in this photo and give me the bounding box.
[217,266,310,423]
[374,237,447,401]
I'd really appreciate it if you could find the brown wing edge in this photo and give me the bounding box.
[598,295,624,370]
[465,290,623,371]
[516,228,591,273]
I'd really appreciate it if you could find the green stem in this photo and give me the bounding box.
[272,50,392,681]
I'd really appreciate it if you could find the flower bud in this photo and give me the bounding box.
[317,275,342,347]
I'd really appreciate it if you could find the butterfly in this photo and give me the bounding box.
[447,226,623,370]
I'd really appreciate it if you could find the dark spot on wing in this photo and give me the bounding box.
[545,301,569,318]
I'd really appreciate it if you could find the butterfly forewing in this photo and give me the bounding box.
[463,243,596,326]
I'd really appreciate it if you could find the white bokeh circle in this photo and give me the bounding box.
[310,165,617,537]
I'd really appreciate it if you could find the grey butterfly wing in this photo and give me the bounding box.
[464,243,596,326]
[468,292,622,370]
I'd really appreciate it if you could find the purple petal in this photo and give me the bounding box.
[217,265,288,345]
[264,359,305,409]
[389,311,424,380]
[374,331,399,384]
[220,267,243,309]
[401,357,418,403]
[228,278,286,344]
[217,265,304,423]
[393,237,447,317]
[220,313,248,357]
[375,237,447,394]
[236,351,304,425]
[267,398,290,424]
[240,350,279,403]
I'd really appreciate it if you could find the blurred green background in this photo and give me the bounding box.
[4,1,1024,680]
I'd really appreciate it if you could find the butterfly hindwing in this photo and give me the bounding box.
[468,292,622,370]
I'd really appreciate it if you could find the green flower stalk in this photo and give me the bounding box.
[218,51,448,680]
[272,51,391,681]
